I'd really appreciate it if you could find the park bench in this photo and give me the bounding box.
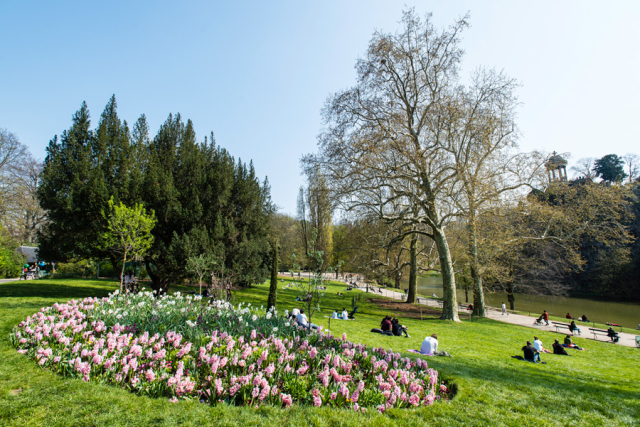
[589,328,617,343]
[552,322,576,335]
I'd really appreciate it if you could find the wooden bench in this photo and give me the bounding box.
[552,322,576,335]
[590,328,617,342]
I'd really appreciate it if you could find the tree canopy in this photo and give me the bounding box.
[38,97,274,293]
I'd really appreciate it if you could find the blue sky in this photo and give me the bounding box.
[2,1,639,215]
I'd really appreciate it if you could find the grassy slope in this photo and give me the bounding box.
[0,278,638,427]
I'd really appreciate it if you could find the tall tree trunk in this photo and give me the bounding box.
[394,270,402,289]
[267,239,278,311]
[406,233,418,303]
[144,257,167,295]
[507,285,515,310]
[468,213,486,317]
[120,252,127,292]
[434,228,459,321]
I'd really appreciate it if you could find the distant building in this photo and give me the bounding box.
[16,246,38,264]
[546,152,568,182]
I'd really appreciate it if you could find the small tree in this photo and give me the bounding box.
[102,197,157,292]
[187,254,216,294]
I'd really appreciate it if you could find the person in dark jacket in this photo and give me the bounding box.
[607,327,619,343]
[569,321,581,335]
[391,318,410,337]
[552,339,569,355]
[522,341,541,362]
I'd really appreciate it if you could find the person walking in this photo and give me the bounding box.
[542,310,550,326]
[502,302,508,316]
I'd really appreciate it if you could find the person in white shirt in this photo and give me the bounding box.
[420,334,439,355]
[341,307,349,320]
[296,309,318,329]
[533,336,551,353]
[331,310,339,319]
[502,302,508,315]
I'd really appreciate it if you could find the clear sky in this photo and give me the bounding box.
[2,1,639,215]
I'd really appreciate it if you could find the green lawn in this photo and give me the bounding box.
[1,278,638,426]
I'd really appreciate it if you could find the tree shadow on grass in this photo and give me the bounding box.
[0,281,115,300]
[429,352,640,419]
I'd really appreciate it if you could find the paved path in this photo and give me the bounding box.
[0,278,20,284]
[322,274,640,349]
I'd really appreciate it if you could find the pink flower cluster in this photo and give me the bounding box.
[11,297,450,411]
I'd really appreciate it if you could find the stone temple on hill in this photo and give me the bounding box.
[545,152,568,182]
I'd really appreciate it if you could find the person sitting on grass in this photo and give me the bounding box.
[391,318,410,337]
[581,314,589,322]
[341,307,349,320]
[569,321,581,335]
[331,310,339,319]
[533,337,551,353]
[381,316,393,335]
[552,339,570,355]
[607,327,619,343]
[522,341,541,362]
[566,313,573,319]
[296,309,318,330]
[562,335,585,350]
[420,334,438,355]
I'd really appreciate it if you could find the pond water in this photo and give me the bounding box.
[401,276,640,329]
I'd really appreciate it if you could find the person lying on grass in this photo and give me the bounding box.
[552,339,570,355]
[533,337,551,353]
[563,335,585,350]
[522,341,542,362]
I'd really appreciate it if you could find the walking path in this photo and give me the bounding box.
[0,278,20,284]
[321,274,640,349]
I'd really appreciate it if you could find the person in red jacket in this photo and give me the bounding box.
[542,310,549,326]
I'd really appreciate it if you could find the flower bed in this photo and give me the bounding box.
[11,291,450,411]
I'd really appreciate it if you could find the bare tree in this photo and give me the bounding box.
[571,157,596,180]
[304,11,498,320]
[623,153,639,183]
[443,69,548,317]
[0,129,44,242]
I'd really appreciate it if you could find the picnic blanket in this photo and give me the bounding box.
[408,349,433,356]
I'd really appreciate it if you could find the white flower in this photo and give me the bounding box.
[152,310,158,316]
[138,302,145,307]
[251,315,258,321]
[186,320,196,327]
[108,309,114,314]
[116,314,122,319]
[180,308,186,313]
[273,327,278,332]
[285,322,290,327]
[122,311,128,317]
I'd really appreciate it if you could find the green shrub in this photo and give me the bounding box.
[0,248,24,278]
[53,259,97,278]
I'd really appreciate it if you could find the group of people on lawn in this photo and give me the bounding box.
[521,335,586,362]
